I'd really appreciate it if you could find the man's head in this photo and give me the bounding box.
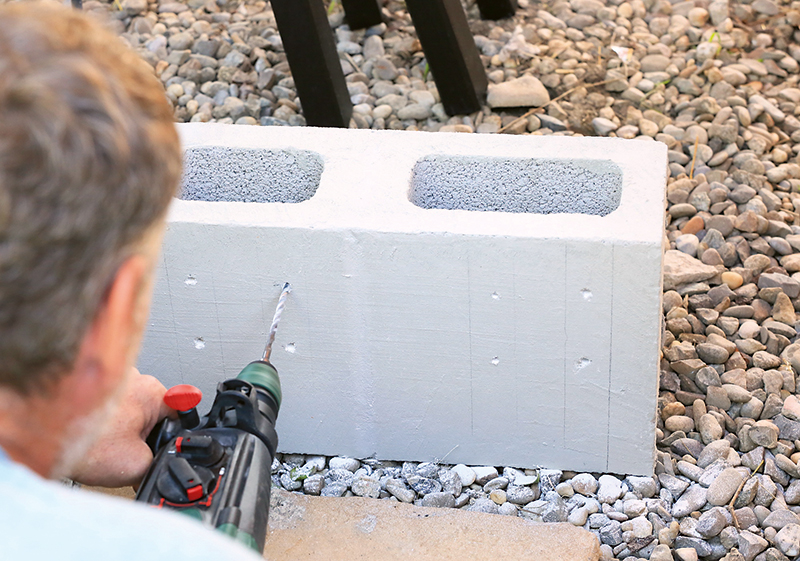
[0,2,182,476]
[0,2,181,393]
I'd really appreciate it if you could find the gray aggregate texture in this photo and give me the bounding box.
[409,156,623,216]
[180,147,323,203]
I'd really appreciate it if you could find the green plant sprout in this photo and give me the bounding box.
[707,32,722,57]
[290,465,317,482]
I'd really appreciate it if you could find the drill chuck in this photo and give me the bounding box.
[236,360,282,410]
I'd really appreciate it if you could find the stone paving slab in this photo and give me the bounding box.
[87,485,600,560]
[264,488,600,561]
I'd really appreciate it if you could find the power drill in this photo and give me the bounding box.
[135,283,291,552]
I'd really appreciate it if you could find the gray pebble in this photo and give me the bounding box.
[406,475,442,495]
[697,507,728,538]
[321,482,349,497]
[386,479,416,503]
[351,475,381,498]
[672,484,708,517]
[303,474,325,495]
[467,498,499,514]
[506,485,538,505]
[419,491,456,508]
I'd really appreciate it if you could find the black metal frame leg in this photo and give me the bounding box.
[404,0,487,116]
[475,0,517,20]
[340,0,383,30]
[270,0,353,127]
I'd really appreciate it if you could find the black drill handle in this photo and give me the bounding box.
[136,376,280,553]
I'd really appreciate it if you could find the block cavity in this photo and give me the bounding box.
[180,146,323,203]
[410,156,623,216]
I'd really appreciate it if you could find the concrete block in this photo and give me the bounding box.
[138,123,667,475]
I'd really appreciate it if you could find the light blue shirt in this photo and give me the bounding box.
[0,448,263,560]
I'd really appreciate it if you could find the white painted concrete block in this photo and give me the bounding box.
[138,123,667,475]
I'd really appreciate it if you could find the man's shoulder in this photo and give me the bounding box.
[0,458,262,560]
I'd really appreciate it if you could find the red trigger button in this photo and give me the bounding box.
[186,484,204,502]
[164,385,202,412]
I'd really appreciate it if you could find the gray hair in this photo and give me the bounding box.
[0,3,182,393]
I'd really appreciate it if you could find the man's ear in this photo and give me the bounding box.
[68,255,151,406]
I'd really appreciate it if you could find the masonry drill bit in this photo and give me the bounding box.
[262,283,291,363]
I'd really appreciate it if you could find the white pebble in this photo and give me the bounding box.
[452,464,476,486]
[568,506,589,526]
[571,473,599,495]
[556,482,575,497]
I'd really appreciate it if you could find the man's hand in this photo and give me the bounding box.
[69,368,174,488]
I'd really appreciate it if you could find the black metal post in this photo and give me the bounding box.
[340,0,383,29]
[270,0,353,127]
[404,0,487,116]
[475,0,517,20]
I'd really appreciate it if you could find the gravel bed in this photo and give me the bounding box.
[82,0,800,558]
